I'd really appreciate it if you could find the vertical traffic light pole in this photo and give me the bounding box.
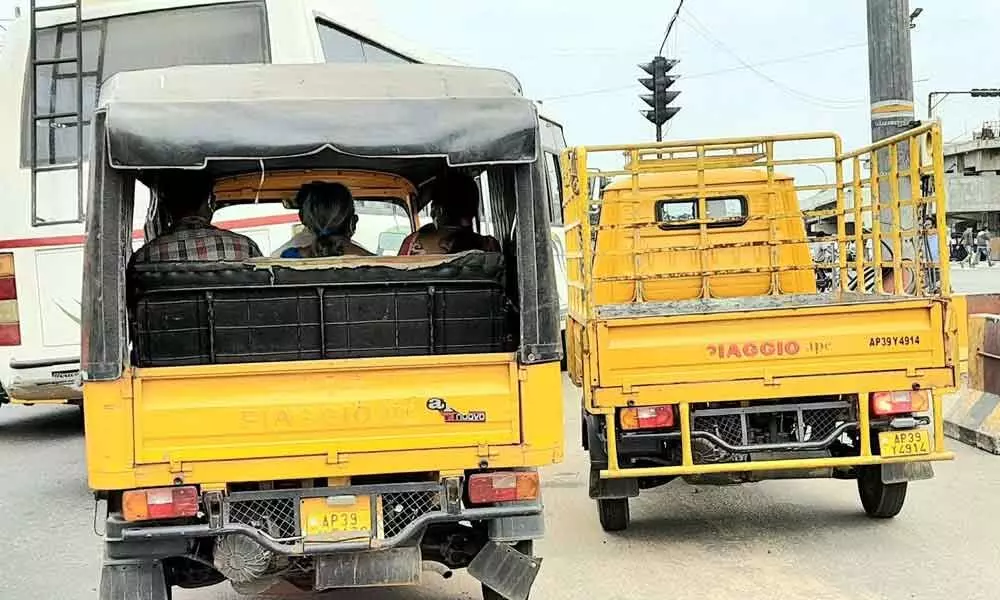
[640,56,680,141]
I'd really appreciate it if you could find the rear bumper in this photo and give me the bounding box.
[599,452,955,479]
[591,388,955,480]
[107,481,543,557]
[4,356,81,402]
[112,503,541,556]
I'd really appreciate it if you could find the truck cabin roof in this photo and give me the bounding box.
[603,169,795,192]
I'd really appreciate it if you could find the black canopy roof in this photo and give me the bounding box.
[97,63,540,170]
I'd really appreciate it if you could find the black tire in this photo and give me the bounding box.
[559,330,568,372]
[597,498,630,532]
[586,416,608,464]
[857,466,907,518]
[481,541,534,600]
[76,402,86,431]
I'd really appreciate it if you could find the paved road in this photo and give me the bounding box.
[2,270,998,600]
[3,377,1000,600]
[950,263,1000,294]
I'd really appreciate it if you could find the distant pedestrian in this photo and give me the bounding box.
[977,228,993,267]
[962,226,975,268]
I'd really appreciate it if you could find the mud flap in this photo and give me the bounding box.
[881,461,934,484]
[99,559,170,600]
[589,467,639,499]
[468,541,541,600]
[315,547,421,590]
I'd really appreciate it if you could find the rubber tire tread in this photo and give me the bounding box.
[857,466,908,518]
[597,498,630,532]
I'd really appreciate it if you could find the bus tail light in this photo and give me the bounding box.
[870,390,930,416]
[620,405,675,430]
[0,253,20,346]
[467,472,539,504]
[122,486,200,522]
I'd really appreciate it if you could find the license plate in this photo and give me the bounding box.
[878,429,930,457]
[301,496,372,539]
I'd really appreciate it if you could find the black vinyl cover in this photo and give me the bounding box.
[128,253,515,367]
[81,65,562,380]
[99,64,539,169]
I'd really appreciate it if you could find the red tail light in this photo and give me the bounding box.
[122,486,199,522]
[468,472,539,505]
[0,253,20,346]
[870,390,930,416]
[620,405,675,430]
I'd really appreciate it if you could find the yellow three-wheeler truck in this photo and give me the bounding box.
[563,124,957,531]
[82,64,562,600]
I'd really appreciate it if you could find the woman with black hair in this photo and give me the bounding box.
[281,182,372,258]
[398,173,501,256]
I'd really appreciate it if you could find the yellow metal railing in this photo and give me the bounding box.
[561,123,950,322]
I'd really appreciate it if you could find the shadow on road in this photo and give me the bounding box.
[0,405,84,442]
[611,480,889,544]
[624,506,879,543]
[176,573,474,600]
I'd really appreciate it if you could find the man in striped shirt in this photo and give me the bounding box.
[130,172,262,264]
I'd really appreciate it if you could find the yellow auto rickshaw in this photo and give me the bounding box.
[83,63,562,600]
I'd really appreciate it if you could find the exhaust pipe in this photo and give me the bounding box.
[422,561,454,580]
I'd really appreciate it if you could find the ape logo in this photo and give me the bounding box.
[706,340,802,360]
[426,398,487,423]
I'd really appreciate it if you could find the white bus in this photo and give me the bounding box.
[0,0,568,407]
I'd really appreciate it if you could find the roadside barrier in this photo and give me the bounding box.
[944,295,1000,454]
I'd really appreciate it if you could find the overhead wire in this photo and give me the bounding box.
[680,9,867,109]
[539,42,866,102]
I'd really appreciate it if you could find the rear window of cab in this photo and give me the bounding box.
[655,196,748,229]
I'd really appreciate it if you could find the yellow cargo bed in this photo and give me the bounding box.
[590,295,948,393]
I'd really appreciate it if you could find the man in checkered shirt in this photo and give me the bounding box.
[131,172,262,264]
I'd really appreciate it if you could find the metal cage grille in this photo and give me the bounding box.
[381,491,442,538]
[692,413,743,447]
[223,487,444,541]
[690,401,854,463]
[226,497,298,540]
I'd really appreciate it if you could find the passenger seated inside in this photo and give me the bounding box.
[131,171,262,264]
[281,182,373,258]
[398,173,501,256]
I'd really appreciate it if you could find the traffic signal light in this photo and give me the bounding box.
[639,56,680,139]
[970,88,1000,98]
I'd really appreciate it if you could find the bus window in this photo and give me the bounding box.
[23,1,270,169]
[316,19,412,64]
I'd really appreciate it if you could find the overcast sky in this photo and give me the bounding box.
[368,0,1000,153]
[2,0,998,154]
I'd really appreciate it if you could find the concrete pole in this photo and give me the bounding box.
[867,0,916,142]
[866,0,918,266]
